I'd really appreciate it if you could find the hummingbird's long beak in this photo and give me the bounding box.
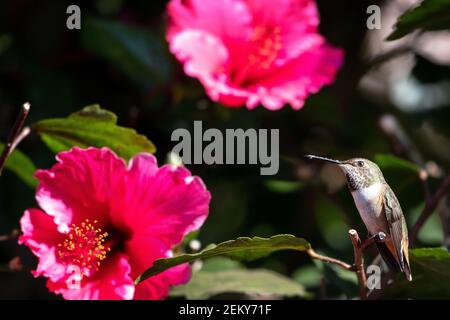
[305,155,342,165]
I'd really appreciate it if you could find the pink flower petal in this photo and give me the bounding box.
[246,0,319,29]
[167,0,344,110]
[134,264,191,300]
[170,30,229,95]
[167,0,252,45]
[247,44,345,109]
[125,233,191,300]
[20,148,211,300]
[47,253,134,300]
[34,147,127,232]
[19,209,67,282]
[114,153,211,246]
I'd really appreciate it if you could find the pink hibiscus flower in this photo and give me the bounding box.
[167,0,344,111]
[19,147,211,300]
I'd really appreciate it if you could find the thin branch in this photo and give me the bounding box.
[11,126,31,152]
[306,248,352,271]
[349,229,367,300]
[0,229,19,242]
[306,229,373,300]
[364,45,413,74]
[0,102,31,176]
[438,199,450,248]
[378,114,424,166]
[411,172,450,245]
[378,113,450,246]
[360,232,385,250]
[419,169,450,247]
[0,257,25,273]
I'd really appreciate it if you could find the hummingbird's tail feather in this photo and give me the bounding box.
[376,241,413,281]
[376,241,401,272]
[402,243,413,281]
[403,259,413,281]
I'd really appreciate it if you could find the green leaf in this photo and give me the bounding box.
[315,194,350,251]
[321,262,357,298]
[292,265,323,289]
[303,258,357,299]
[200,257,244,273]
[264,180,304,193]
[170,269,307,299]
[387,0,450,41]
[409,204,443,245]
[0,143,37,188]
[180,230,200,248]
[382,247,450,298]
[374,154,424,210]
[81,17,170,86]
[136,235,311,284]
[374,154,420,173]
[32,105,156,160]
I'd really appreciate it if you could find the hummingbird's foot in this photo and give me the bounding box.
[360,232,386,250]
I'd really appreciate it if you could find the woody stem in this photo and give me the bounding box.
[0,102,31,176]
[349,229,367,300]
[306,248,353,271]
[306,229,370,300]
[411,172,450,245]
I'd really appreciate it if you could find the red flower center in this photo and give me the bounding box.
[232,25,283,86]
[57,219,110,274]
[249,25,282,70]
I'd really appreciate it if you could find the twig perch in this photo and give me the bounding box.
[0,102,31,176]
[348,229,367,300]
[306,248,352,271]
[306,229,371,299]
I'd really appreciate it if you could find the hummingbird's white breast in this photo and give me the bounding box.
[350,182,386,235]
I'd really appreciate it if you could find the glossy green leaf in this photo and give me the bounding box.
[81,17,170,86]
[374,154,420,173]
[0,143,37,188]
[170,269,307,299]
[292,265,323,289]
[321,262,357,298]
[315,194,350,251]
[136,235,311,284]
[387,0,450,41]
[32,105,156,160]
[264,180,304,193]
[381,247,450,298]
[374,154,423,210]
[200,257,244,273]
[409,204,443,245]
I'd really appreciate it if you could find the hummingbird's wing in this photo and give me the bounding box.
[383,184,412,281]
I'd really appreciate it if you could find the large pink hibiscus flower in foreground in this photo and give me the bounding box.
[167,0,344,110]
[19,147,211,300]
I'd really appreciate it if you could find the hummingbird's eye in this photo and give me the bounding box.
[357,160,365,167]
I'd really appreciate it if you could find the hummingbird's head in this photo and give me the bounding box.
[305,155,385,191]
[338,158,385,191]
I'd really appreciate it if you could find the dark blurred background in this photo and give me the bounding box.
[1,0,450,299]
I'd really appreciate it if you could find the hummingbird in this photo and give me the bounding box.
[306,155,412,281]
